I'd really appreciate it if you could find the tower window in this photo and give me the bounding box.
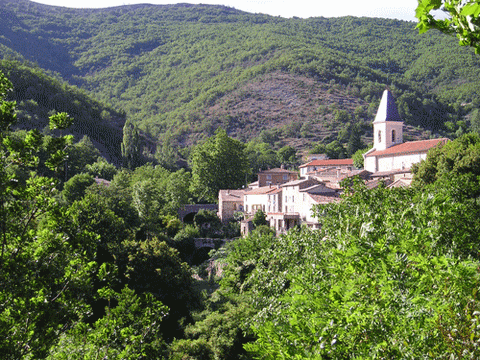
[392,130,396,142]
[378,130,382,143]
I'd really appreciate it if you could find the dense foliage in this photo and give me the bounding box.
[213,169,480,359]
[190,128,250,202]
[4,1,480,358]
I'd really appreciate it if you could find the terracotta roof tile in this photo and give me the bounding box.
[308,193,340,204]
[259,168,297,174]
[366,138,449,157]
[299,159,354,168]
[219,189,245,201]
[245,186,279,195]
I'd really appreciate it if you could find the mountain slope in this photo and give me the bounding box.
[0,60,125,163]
[1,0,479,152]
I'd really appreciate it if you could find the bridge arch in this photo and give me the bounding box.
[178,204,218,222]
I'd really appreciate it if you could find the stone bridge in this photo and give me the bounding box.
[178,204,218,222]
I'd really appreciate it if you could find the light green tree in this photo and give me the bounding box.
[121,120,142,170]
[416,0,480,53]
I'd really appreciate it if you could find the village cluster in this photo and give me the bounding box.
[218,90,448,235]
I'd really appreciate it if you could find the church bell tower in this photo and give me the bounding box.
[373,90,403,151]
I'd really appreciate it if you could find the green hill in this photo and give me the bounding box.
[0,60,125,163]
[1,0,479,154]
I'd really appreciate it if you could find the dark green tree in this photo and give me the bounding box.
[412,133,480,197]
[65,135,101,180]
[62,173,95,204]
[346,123,365,157]
[276,145,297,166]
[325,140,346,159]
[190,129,250,203]
[85,157,118,181]
[48,287,168,360]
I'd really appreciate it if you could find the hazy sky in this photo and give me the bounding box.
[32,0,421,22]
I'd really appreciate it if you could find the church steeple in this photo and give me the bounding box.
[373,89,403,151]
[374,89,402,123]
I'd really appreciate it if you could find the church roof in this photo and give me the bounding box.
[374,89,402,123]
[365,138,449,157]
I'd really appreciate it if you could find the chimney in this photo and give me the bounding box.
[281,164,284,169]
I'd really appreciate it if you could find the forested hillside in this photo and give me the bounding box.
[1,0,480,154]
[0,60,125,162]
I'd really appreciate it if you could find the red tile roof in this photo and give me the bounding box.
[245,186,279,195]
[219,189,245,201]
[308,193,340,204]
[300,159,354,168]
[366,138,449,157]
[259,167,297,174]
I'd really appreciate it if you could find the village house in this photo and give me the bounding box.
[217,189,245,222]
[307,168,371,189]
[267,178,338,233]
[363,89,449,174]
[221,89,452,236]
[299,158,354,177]
[257,167,298,187]
[243,185,279,216]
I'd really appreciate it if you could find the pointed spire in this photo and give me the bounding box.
[374,89,402,123]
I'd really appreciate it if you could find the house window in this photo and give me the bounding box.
[266,174,272,180]
[283,174,288,181]
[392,129,396,142]
[378,130,382,143]
[245,205,248,212]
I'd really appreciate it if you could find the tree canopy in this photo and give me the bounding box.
[190,128,250,203]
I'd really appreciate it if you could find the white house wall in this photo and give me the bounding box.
[244,194,269,215]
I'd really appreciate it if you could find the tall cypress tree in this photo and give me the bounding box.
[121,120,141,170]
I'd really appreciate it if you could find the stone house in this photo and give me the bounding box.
[299,159,354,177]
[217,189,245,222]
[257,167,298,187]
